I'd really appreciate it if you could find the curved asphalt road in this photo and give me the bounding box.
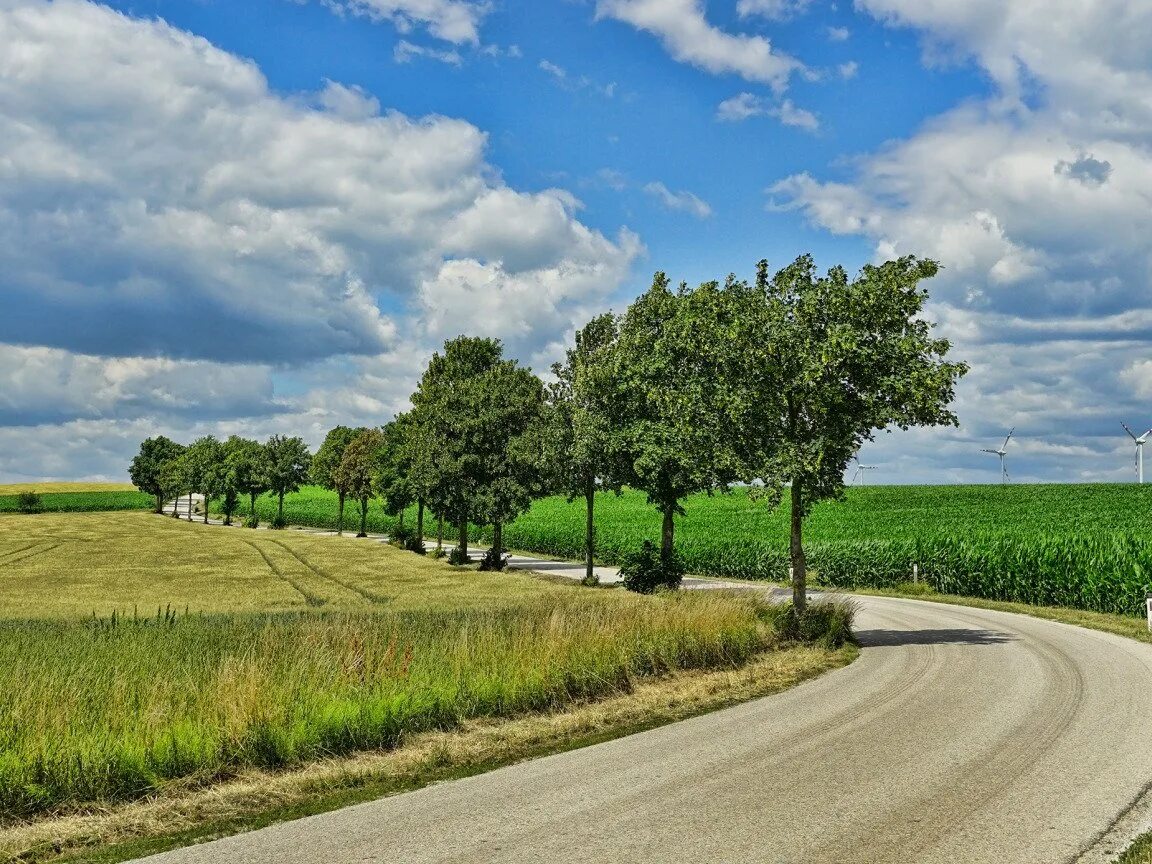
[136,590,1152,864]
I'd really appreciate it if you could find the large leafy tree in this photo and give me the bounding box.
[264,435,311,521]
[336,428,384,537]
[607,274,742,570]
[738,255,968,611]
[225,436,270,522]
[312,426,365,535]
[378,412,440,547]
[129,436,185,513]
[410,336,545,562]
[547,313,623,583]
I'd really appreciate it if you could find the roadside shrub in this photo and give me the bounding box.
[478,547,510,571]
[581,573,600,587]
[430,547,447,560]
[448,547,471,566]
[893,580,935,596]
[389,525,415,549]
[270,514,288,530]
[246,514,260,529]
[16,491,43,514]
[764,597,858,648]
[405,535,427,555]
[620,540,684,594]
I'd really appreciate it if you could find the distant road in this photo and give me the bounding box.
[137,592,1152,864]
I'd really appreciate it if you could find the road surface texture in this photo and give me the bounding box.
[136,576,1152,864]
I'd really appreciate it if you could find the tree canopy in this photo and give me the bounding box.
[129,436,185,513]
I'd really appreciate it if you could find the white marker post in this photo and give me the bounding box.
[913,563,919,584]
[1146,592,1152,632]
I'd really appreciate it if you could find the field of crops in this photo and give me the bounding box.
[236,484,1152,618]
[0,490,152,513]
[0,512,779,817]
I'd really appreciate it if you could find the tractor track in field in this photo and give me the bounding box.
[239,538,327,607]
[261,538,390,606]
[0,542,63,566]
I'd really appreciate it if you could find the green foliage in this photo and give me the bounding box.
[246,514,260,529]
[336,428,384,537]
[16,491,42,513]
[620,539,683,594]
[225,436,270,517]
[448,547,471,566]
[730,255,967,608]
[270,513,288,530]
[265,435,311,518]
[128,436,185,512]
[606,274,741,564]
[0,491,151,513]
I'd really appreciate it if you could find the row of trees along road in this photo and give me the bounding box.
[128,254,967,608]
[130,433,311,527]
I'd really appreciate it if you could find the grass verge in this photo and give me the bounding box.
[0,644,853,864]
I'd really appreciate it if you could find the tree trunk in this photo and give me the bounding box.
[417,498,425,545]
[437,513,444,551]
[493,521,503,556]
[584,477,596,582]
[203,493,209,524]
[399,508,405,529]
[277,491,285,520]
[249,492,257,520]
[155,493,163,514]
[660,506,675,567]
[187,490,193,522]
[337,492,346,536]
[790,482,807,613]
[171,495,179,518]
[457,513,468,560]
[358,499,368,537]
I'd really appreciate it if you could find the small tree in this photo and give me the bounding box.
[312,426,365,535]
[225,436,270,522]
[740,255,968,611]
[264,435,311,523]
[160,453,189,518]
[548,314,623,584]
[129,436,185,513]
[337,428,384,537]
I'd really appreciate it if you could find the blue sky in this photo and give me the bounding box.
[2,0,1151,484]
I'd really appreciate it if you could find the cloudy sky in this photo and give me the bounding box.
[1,0,1150,484]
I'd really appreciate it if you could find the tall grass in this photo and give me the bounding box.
[0,592,772,819]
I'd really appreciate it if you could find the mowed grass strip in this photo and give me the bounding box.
[0,513,785,820]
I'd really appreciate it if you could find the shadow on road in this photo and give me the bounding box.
[856,628,1016,647]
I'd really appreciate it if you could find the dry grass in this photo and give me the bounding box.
[0,643,851,864]
[0,484,135,495]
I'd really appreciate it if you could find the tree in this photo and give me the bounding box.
[209,436,252,526]
[547,314,623,583]
[377,413,440,549]
[312,426,365,535]
[336,428,384,537]
[225,436,270,522]
[129,436,185,513]
[184,436,224,523]
[606,274,742,573]
[160,453,188,518]
[738,255,967,611]
[409,337,545,563]
[264,435,311,522]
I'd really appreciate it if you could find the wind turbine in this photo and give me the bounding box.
[852,465,876,485]
[1122,423,1152,483]
[981,428,1014,483]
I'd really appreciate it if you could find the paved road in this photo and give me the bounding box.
[136,572,1152,863]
